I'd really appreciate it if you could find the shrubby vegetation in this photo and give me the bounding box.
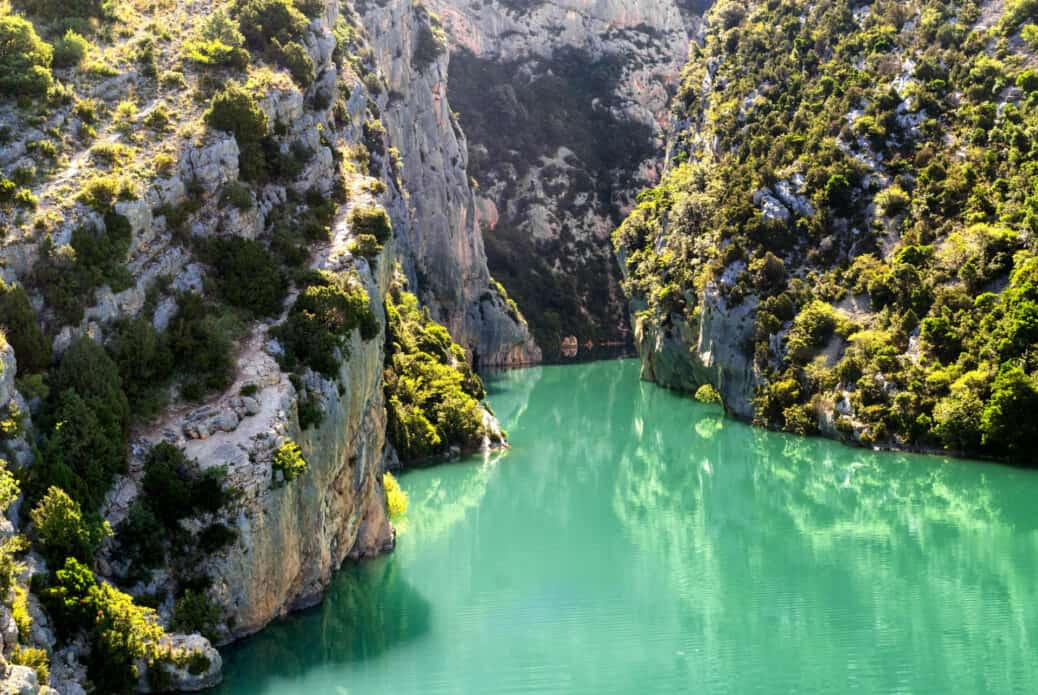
[384,279,492,462]
[383,471,407,519]
[615,0,1038,462]
[272,269,379,376]
[0,14,52,97]
[271,440,307,482]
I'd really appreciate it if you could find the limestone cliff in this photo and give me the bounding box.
[417,0,705,357]
[358,0,541,367]
[0,0,519,690]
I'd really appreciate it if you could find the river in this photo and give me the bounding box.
[213,359,1038,694]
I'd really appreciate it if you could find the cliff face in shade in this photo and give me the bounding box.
[417,0,706,357]
[358,0,541,367]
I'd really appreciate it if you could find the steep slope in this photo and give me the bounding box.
[358,0,541,367]
[420,0,705,357]
[0,0,513,691]
[616,0,1038,462]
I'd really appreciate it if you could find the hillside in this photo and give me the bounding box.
[0,0,529,691]
[615,0,1038,462]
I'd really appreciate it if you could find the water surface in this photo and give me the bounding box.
[215,359,1038,694]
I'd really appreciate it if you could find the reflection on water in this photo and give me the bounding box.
[217,359,1038,695]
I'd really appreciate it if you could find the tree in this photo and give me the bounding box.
[0,279,50,373]
[30,486,108,565]
[981,366,1038,461]
[0,14,52,97]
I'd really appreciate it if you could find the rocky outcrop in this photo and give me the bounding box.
[631,287,758,418]
[409,0,703,356]
[358,0,541,367]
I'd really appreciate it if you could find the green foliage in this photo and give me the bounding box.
[383,471,407,519]
[384,281,488,462]
[30,486,109,566]
[693,383,722,405]
[348,206,392,244]
[0,14,52,97]
[167,293,236,399]
[184,9,249,69]
[10,645,49,685]
[272,440,307,482]
[25,337,129,511]
[614,0,1038,460]
[272,270,378,375]
[171,589,221,641]
[17,0,104,20]
[105,317,173,417]
[348,233,382,261]
[52,29,90,69]
[205,237,286,316]
[205,82,269,182]
[232,0,313,85]
[0,279,50,373]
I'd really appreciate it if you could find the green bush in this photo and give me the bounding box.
[184,10,249,69]
[348,206,392,244]
[279,40,314,86]
[172,589,221,641]
[272,270,378,375]
[52,29,89,68]
[205,83,269,182]
[40,557,169,693]
[348,233,382,261]
[27,338,130,511]
[272,440,307,482]
[17,0,105,20]
[205,237,286,316]
[0,14,53,97]
[29,485,109,566]
[167,293,236,398]
[0,279,50,373]
[105,318,173,417]
[384,282,488,462]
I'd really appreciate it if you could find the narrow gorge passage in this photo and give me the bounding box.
[215,361,1038,695]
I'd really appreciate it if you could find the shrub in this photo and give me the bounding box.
[106,318,173,416]
[52,29,89,69]
[77,174,136,213]
[10,645,48,684]
[221,181,253,210]
[17,0,104,20]
[273,270,379,375]
[384,283,488,462]
[348,233,382,261]
[167,298,235,399]
[348,206,392,243]
[0,15,53,97]
[115,502,166,572]
[383,472,407,519]
[235,0,308,48]
[0,279,50,373]
[172,590,221,640]
[279,40,314,86]
[29,486,109,565]
[206,237,286,316]
[272,440,307,482]
[184,10,248,69]
[980,366,1038,460]
[205,83,269,182]
[694,383,722,405]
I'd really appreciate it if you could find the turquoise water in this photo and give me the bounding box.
[215,359,1038,694]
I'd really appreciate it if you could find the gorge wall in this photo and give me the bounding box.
[420,0,706,357]
[0,0,532,691]
[615,0,1038,462]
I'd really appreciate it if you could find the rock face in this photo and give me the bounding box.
[410,0,705,356]
[359,0,541,367]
